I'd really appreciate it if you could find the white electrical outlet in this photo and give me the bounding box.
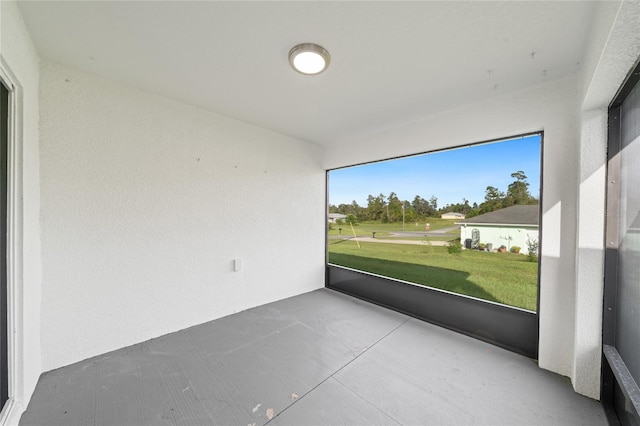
[234,258,242,272]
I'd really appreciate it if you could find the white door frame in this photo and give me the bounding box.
[0,56,27,425]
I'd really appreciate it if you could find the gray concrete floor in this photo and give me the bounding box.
[20,289,606,426]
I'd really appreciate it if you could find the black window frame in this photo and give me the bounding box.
[0,80,9,409]
[325,132,543,359]
[602,57,640,426]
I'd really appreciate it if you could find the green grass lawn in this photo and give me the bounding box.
[377,235,459,242]
[328,218,459,237]
[328,240,538,311]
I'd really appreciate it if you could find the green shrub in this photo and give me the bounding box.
[510,246,521,253]
[421,237,434,254]
[447,241,462,254]
[526,237,538,262]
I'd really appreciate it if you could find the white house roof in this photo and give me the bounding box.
[457,205,539,227]
[442,212,465,218]
[328,213,347,219]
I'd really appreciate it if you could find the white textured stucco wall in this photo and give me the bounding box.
[3,0,638,417]
[0,1,42,424]
[324,75,581,389]
[39,61,325,371]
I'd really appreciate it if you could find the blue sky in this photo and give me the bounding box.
[328,134,541,208]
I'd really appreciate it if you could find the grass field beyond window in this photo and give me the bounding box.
[328,240,538,311]
[328,219,458,237]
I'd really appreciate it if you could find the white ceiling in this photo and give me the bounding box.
[18,1,598,146]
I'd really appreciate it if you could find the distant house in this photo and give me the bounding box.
[328,213,347,223]
[456,205,539,253]
[441,212,466,220]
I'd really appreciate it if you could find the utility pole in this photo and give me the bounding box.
[402,202,405,231]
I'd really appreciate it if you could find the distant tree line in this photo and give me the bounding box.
[329,170,538,223]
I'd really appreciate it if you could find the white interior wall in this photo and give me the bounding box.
[38,61,325,371]
[4,1,638,419]
[0,1,42,424]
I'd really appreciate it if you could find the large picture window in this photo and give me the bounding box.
[327,134,542,312]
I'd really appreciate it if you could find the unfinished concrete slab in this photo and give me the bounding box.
[20,289,606,425]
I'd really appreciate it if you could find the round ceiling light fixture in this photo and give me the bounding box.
[288,43,330,75]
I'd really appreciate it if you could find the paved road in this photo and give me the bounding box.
[388,225,460,237]
[353,237,449,246]
[328,226,460,245]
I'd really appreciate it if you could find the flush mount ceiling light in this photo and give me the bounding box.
[288,43,330,75]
